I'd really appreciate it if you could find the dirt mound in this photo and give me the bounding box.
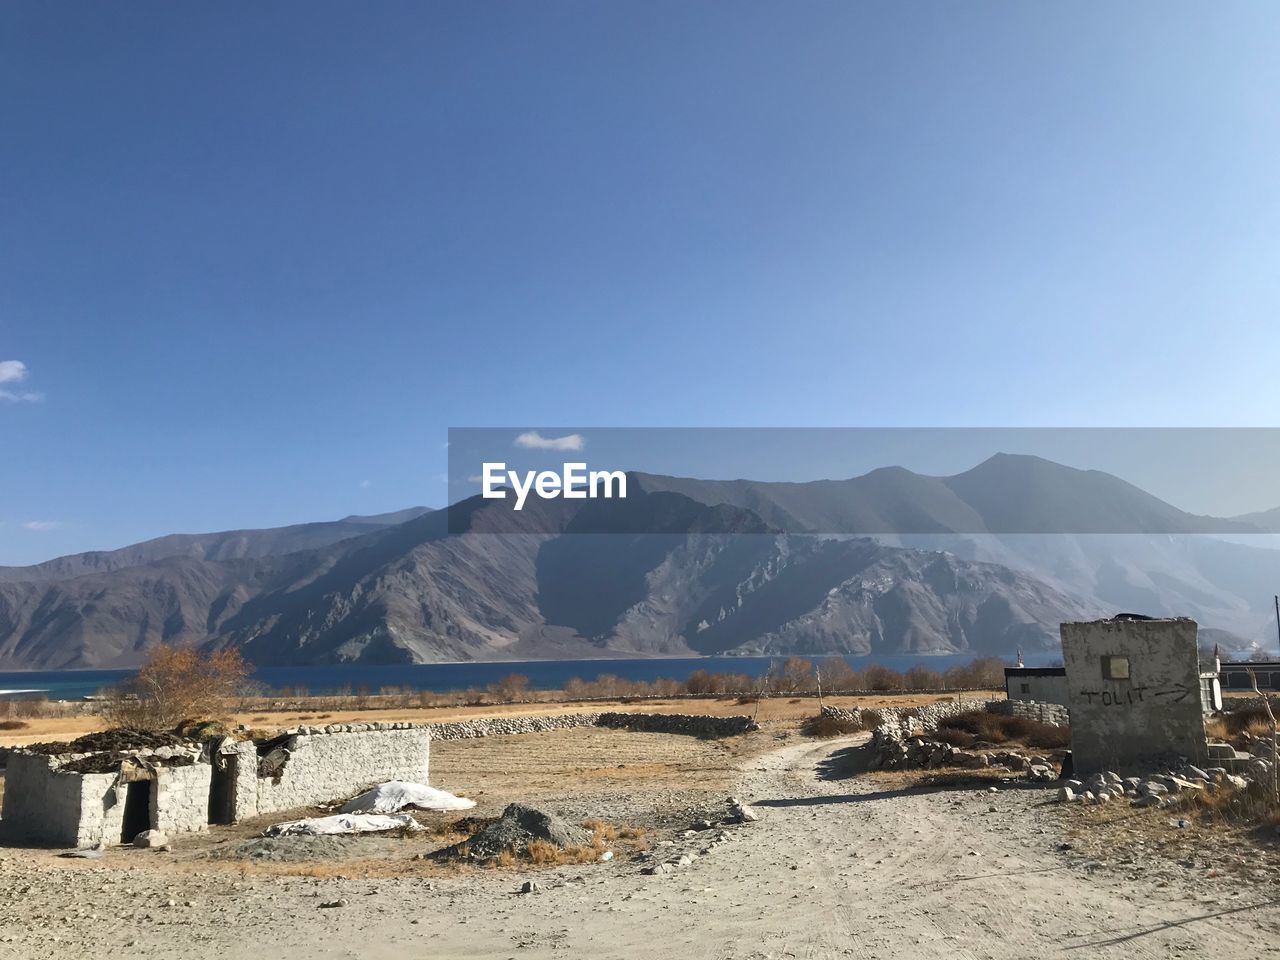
[211,835,371,863]
[24,728,186,756]
[433,803,590,861]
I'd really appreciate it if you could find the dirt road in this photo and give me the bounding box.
[2,734,1279,959]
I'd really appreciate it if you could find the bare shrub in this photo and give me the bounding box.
[863,664,904,691]
[103,646,250,731]
[933,727,976,748]
[802,712,862,738]
[938,709,1070,749]
[770,657,815,693]
[905,665,943,690]
[817,657,861,692]
[942,656,1005,689]
[488,673,530,703]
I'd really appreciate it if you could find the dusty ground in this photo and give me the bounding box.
[0,691,999,748]
[3,724,1280,959]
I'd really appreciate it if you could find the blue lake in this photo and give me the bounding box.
[0,652,1053,701]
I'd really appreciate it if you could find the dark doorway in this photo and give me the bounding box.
[120,779,152,844]
[208,754,237,825]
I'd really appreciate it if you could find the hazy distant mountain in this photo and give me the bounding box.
[0,508,432,584]
[1232,505,1280,532]
[2,455,1279,669]
[633,454,1257,535]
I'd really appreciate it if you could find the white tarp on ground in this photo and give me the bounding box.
[340,780,476,814]
[264,813,419,837]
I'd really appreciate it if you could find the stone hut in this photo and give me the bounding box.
[1,732,211,848]
[1,723,431,848]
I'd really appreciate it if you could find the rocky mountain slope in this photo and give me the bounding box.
[1,456,1276,668]
[0,508,431,583]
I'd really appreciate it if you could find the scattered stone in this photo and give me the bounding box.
[133,830,168,849]
[518,880,541,894]
[726,798,758,824]
[643,862,676,876]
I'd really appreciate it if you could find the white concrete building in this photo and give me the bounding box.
[1060,615,1208,774]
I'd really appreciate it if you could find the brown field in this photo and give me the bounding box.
[0,689,1000,748]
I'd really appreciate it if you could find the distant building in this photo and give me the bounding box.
[1004,667,1068,705]
[1219,661,1280,693]
[1006,661,1221,713]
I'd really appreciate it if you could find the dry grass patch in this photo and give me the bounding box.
[937,710,1070,750]
[802,712,863,738]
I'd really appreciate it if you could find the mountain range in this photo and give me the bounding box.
[2,454,1278,669]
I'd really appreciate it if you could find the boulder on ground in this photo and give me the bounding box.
[726,797,758,823]
[133,830,168,849]
[433,803,590,861]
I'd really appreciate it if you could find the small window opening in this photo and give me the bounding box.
[1102,655,1130,681]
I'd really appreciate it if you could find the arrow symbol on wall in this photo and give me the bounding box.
[1153,684,1194,703]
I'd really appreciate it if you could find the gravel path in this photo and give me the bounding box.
[2,734,1279,959]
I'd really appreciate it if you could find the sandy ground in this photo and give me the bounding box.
[3,725,1280,959]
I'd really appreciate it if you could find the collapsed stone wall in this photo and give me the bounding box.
[819,698,1063,776]
[987,698,1070,727]
[230,723,430,821]
[425,712,758,741]
[595,713,759,738]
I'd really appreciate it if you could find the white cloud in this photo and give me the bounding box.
[359,479,372,489]
[0,360,28,384]
[23,520,62,531]
[0,361,41,402]
[514,430,584,452]
[466,474,485,484]
[0,390,42,403]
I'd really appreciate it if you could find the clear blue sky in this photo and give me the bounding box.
[3,2,1280,563]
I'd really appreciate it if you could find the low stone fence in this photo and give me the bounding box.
[987,698,1070,727]
[596,712,759,738]
[872,698,992,741]
[425,711,758,741]
[1219,697,1276,713]
[426,713,602,741]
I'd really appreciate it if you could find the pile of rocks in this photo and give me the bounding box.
[433,803,591,861]
[1057,762,1266,808]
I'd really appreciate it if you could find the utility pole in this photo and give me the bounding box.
[1274,594,1279,653]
